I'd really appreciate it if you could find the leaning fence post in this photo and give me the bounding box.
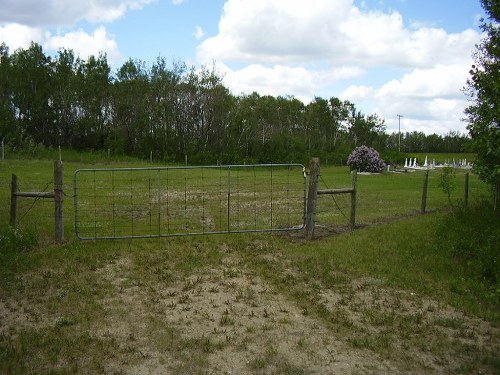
[464,172,469,207]
[421,170,429,213]
[10,174,18,226]
[54,160,64,243]
[305,157,320,240]
[350,170,357,228]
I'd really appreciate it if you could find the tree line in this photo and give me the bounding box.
[0,42,471,165]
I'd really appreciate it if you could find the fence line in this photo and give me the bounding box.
[4,159,489,243]
[314,161,486,235]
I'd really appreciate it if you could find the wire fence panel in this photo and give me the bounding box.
[74,164,306,240]
[315,168,491,228]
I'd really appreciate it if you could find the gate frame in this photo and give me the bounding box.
[73,163,307,240]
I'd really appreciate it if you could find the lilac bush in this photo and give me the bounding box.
[347,145,386,173]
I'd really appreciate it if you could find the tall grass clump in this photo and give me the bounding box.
[438,201,500,303]
[0,226,38,254]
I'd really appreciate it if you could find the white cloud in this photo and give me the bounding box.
[0,23,44,51]
[197,0,481,68]
[0,0,155,27]
[373,64,472,134]
[0,23,122,64]
[219,63,364,101]
[45,27,122,64]
[194,26,204,40]
[341,85,374,102]
[377,64,469,101]
[196,0,480,134]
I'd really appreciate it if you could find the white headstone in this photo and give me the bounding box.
[424,156,428,167]
[404,158,408,168]
[413,158,417,168]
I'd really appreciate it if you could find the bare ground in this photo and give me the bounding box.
[1,240,498,375]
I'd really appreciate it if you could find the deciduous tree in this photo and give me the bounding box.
[465,0,500,209]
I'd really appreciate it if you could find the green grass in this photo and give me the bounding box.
[0,155,498,374]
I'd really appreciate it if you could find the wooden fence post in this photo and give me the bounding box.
[10,174,18,226]
[421,170,429,213]
[350,170,357,228]
[464,172,469,207]
[305,158,320,240]
[54,160,64,243]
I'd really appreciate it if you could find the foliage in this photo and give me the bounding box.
[464,0,500,208]
[0,42,474,166]
[0,226,37,253]
[438,201,500,292]
[438,166,457,205]
[346,145,386,172]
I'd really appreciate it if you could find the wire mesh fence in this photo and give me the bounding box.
[73,164,307,239]
[1,160,494,242]
[315,167,492,228]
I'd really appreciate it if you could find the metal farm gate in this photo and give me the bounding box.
[73,164,306,240]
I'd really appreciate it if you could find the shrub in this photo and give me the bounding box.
[0,226,37,254]
[439,167,456,205]
[438,201,500,287]
[347,145,386,173]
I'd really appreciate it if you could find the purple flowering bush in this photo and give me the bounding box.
[347,145,386,172]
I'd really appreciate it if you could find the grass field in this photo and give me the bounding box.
[1,156,499,374]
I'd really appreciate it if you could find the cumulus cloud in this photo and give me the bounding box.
[341,85,374,102]
[347,64,473,134]
[0,24,122,64]
[45,27,122,64]
[194,26,204,40]
[220,63,364,101]
[197,0,481,68]
[0,0,155,27]
[196,0,480,134]
[377,64,469,101]
[0,23,44,51]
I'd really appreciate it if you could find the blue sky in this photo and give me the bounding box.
[0,0,485,135]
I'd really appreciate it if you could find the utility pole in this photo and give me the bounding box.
[397,114,403,152]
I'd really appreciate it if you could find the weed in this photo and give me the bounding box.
[439,166,457,205]
[219,315,234,326]
[53,316,75,327]
[0,226,37,253]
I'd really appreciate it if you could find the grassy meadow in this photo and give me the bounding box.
[0,154,499,374]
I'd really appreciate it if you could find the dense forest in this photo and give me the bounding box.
[0,42,471,165]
